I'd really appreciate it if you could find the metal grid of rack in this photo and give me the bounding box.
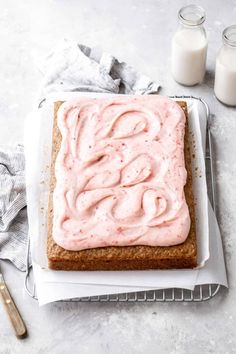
[24,95,222,302]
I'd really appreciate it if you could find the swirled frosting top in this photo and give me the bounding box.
[52,96,190,251]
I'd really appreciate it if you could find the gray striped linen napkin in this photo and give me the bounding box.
[0,145,28,271]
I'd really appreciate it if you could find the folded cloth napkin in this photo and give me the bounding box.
[38,39,160,102]
[0,145,28,271]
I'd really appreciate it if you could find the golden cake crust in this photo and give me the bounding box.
[47,100,197,270]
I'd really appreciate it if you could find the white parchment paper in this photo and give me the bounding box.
[24,93,227,305]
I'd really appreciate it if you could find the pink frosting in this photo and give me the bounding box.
[52,96,190,251]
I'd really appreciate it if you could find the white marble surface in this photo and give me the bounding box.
[0,0,236,353]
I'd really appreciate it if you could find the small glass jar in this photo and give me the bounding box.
[171,5,208,86]
[214,25,236,106]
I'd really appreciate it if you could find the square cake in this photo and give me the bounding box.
[47,96,197,270]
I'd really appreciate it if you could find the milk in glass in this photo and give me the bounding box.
[214,25,236,106]
[171,5,207,86]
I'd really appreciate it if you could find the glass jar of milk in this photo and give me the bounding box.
[171,5,207,86]
[214,25,236,106]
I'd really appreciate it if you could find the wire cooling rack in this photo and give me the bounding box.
[24,95,222,302]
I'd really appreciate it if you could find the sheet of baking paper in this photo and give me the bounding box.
[33,261,198,288]
[26,92,209,268]
[33,276,179,305]
[196,201,228,286]
[24,94,227,305]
